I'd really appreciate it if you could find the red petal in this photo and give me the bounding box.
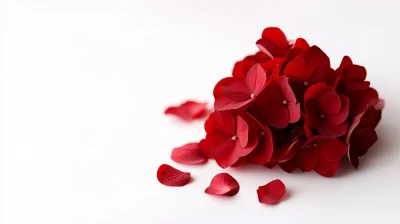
[213,77,232,98]
[347,65,367,81]
[214,97,253,111]
[375,99,385,110]
[220,79,251,101]
[296,145,319,172]
[319,138,347,161]
[279,159,297,173]
[171,142,208,165]
[254,104,290,129]
[256,38,275,58]
[257,179,286,205]
[205,132,236,161]
[292,38,310,50]
[205,173,240,196]
[326,95,349,125]
[304,83,328,102]
[348,88,379,116]
[245,64,267,95]
[350,128,377,156]
[157,164,191,187]
[288,102,301,123]
[314,159,341,177]
[232,61,245,78]
[199,139,213,159]
[348,128,378,169]
[215,137,258,168]
[248,126,274,164]
[336,56,353,74]
[280,76,297,102]
[204,111,235,135]
[165,101,208,122]
[318,90,341,115]
[236,115,250,148]
[261,27,288,47]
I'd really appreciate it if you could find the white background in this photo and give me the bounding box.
[1,0,400,223]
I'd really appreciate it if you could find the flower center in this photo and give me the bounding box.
[282,100,288,105]
[320,114,325,119]
[304,81,309,86]
[250,93,255,98]
[260,131,265,136]
[231,136,237,140]
[313,143,318,147]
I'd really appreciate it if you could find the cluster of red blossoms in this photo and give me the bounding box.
[202,27,383,177]
[160,27,383,204]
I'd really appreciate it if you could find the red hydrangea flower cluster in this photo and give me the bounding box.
[201,27,384,177]
[160,27,384,205]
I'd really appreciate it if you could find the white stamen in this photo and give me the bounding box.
[260,131,265,136]
[320,114,325,119]
[313,143,318,147]
[304,81,309,86]
[282,100,288,105]
[231,136,237,140]
[250,93,255,98]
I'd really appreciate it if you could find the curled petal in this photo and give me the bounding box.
[171,142,208,165]
[157,164,191,187]
[165,101,208,122]
[205,173,240,196]
[257,179,286,205]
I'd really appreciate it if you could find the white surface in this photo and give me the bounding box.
[1,0,400,223]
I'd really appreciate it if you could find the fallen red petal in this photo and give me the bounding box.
[205,173,240,196]
[165,100,208,122]
[257,179,286,205]
[171,142,208,165]
[157,164,191,187]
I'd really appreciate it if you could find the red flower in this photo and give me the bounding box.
[234,112,274,165]
[304,83,349,138]
[171,142,208,165]
[282,46,337,99]
[335,56,370,93]
[248,76,301,129]
[165,100,208,121]
[256,27,291,58]
[205,173,240,196]
[232,52,271,79]
[201,111,258,168]
[296,136,347,177]
[214,64,268,111]
[346,106,382,168]
[257,179,286,205]
[346,87,379,117]
[157,164,191,187]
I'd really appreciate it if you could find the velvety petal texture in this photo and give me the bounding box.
[257,179,286,204]
[205,173,240,196]
[157,164,191,187]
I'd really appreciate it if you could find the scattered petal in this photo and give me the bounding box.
[257,179,286,205]
[205,173,240,196]
[165,101,208,122]
[157,164,191,187]
[171,142,208,165]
